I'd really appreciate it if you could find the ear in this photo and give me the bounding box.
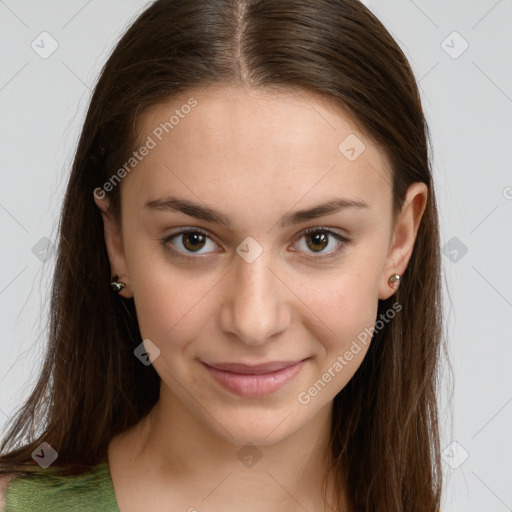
[93,193,132,298]
[378,182,428,300]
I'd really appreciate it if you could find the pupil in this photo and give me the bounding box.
[308,232,328,252]
[184,233,205,251]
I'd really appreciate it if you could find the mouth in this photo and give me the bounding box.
[201,358,308,398]
[203,360,307,374]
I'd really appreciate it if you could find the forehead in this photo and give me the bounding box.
[125,85,392,215]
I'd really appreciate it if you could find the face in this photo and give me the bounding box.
[95,85,427,446]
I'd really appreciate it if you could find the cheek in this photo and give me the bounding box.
[311,270,379,338]
[297,299,377,407]
[131,282,215,386]
[123,232,205,330]
[128,250,218,351]
[306,276,379,382]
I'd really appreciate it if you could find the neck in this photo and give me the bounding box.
[124,384,343,511]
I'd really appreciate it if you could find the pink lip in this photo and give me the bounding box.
[202,359,307,397]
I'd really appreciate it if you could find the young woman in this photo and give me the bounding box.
[0,0,446,510]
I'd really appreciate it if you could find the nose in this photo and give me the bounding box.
[219,247,291,346]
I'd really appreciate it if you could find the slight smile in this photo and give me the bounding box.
[201,359,309,398]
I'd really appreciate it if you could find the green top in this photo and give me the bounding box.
[4,461,120,511]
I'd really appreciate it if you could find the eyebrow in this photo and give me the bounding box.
[144,195,370,228]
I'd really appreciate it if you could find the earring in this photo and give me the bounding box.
[388,273,400,290]
[110,275,126,293]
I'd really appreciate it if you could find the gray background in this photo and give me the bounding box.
[1,1,511,510]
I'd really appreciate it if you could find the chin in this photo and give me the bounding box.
[205,407,305,447]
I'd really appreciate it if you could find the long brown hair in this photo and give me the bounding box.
[1,1,448,510]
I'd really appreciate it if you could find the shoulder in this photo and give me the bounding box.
[0,474,15,511]
[0,463,119,511]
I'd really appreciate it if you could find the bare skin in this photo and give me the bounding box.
[96,84,427,511]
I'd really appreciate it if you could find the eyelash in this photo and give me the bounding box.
[161,227,350,261]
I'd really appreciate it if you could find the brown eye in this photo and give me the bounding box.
[181,232,207,252]
[163,228,219,258]
[293,228,350,260]
[305,231,329,252]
